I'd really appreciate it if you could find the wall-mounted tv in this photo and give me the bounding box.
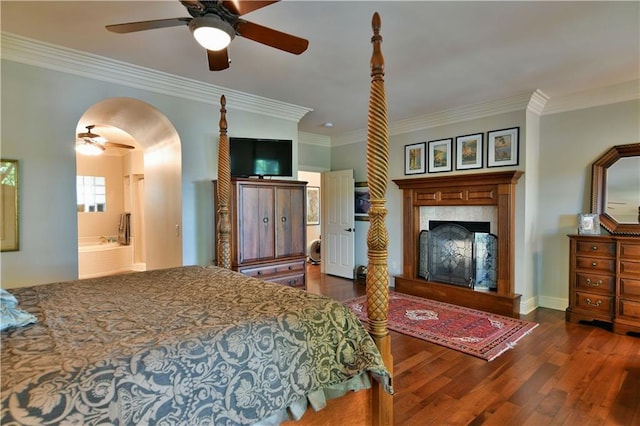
[230,137,293,178]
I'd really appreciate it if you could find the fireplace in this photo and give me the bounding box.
[419,221,497,290]
[393,170,523,317]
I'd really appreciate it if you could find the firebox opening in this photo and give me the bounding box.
[419,221,497,291]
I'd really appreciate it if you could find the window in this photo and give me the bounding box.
[77,176,106,212]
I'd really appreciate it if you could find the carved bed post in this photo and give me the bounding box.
[366,12,393,426]
[216,95,232,269]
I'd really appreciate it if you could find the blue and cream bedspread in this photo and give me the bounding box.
[1,266,391,425]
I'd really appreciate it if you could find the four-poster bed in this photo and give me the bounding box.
[0,11,393,426]
[215,12,394,425]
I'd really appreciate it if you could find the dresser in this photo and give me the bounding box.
[567,235,640,335]
[214,178,307,289]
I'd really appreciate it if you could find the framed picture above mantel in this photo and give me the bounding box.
[427,138,452,173]
[487,127,519,167]
[455,133,483,170]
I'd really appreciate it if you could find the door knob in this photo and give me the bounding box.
[344,228,354,232]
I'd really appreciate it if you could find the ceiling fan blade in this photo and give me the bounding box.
[105,142,135,149]
[208,49,230,71]
[106,17,191,34]
[222,0,279,16]
[236,21,308,55]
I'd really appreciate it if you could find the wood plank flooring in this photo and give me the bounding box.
[305,264,640,425]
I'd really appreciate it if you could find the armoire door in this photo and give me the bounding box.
[238,184,275,263]
[275,186,306,258]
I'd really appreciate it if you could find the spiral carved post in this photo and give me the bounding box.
[366,12,393,426]
[216,95,232,269]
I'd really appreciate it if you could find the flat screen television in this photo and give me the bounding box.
[230,137,293,178]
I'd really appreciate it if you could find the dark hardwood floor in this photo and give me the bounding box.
[305,264,640,425]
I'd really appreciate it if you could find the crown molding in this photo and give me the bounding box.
[0,32,312,123]
[299,132,331,147]
[527,89,549,116]
[541,79,639,115]
[332,92,535,146]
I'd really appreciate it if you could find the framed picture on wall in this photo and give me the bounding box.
[1,159,19,252]
[455,133,483,170]
[404,142,426,175]
[428,138,452,173]
[355,182,370,221]
[487,127,519,167]
[306,186,320,225]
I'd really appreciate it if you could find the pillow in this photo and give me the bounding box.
[1,288,37,331]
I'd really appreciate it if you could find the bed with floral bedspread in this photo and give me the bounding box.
[1,265,391,425]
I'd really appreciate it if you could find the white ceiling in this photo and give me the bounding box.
[2,1,639,138]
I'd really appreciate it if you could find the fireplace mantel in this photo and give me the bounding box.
[393,170,523,317]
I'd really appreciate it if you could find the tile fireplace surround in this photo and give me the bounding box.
[393,170,523,317]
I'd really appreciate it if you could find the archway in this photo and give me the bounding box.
[77,98,182,273]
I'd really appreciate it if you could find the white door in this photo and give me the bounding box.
[322,170,355,278]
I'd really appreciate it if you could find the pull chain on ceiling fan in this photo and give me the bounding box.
[105,0,308,71]
[76,125,135,156]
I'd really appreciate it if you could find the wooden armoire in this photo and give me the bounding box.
[214,178,307,288]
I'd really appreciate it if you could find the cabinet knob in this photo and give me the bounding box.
[288,266,293,270]
[257,271,262,275]
[263,217,269,224]
[592,245,598,250]
[591,262,597,267]
[281,216,287,223]
[585,298,602,307]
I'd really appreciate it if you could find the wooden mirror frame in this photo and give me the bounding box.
[591,142,640,235]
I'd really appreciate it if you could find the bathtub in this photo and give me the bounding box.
[78,238,134,279]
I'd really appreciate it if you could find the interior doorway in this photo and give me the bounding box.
[76,97,183,278]
[298,170,322,266]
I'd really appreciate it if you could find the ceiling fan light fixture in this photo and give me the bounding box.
[189,15,235,51]
[75,140,105,156]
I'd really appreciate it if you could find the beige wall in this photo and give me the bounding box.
[537,100,640,309]
[330,96,639,314]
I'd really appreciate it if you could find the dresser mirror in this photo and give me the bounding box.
[591,143,640,235]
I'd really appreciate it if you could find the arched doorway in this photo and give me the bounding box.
[76,98,182,275]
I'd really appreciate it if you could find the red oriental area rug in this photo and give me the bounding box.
[344,292,538,361]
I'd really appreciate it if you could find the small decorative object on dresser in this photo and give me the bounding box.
[577,213,600,235]
[566,234,640,335]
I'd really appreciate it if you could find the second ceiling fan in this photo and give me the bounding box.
[106,0,309,71]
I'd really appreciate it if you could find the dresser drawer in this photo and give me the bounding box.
[619,260,640,276]
[618,298,640,320]
[576,240,616,258]
[619,242,640,260]
[575,272,615,294]
[619,277,640,300]
[574,291,613,315]
[575,257,615,274]
[268,273,305,288]
[239,260,306,278]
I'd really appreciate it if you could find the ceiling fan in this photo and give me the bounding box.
[76,125,135,156]
[106,0,309,71]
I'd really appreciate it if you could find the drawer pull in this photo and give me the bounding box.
[592,245,598,250]
[288,266,293,270]
[585,278,602,287]
[591,262,597,267]
[585,298,602,307]
[257,271,262,275]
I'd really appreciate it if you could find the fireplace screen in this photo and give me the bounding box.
[418,223,497,290]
